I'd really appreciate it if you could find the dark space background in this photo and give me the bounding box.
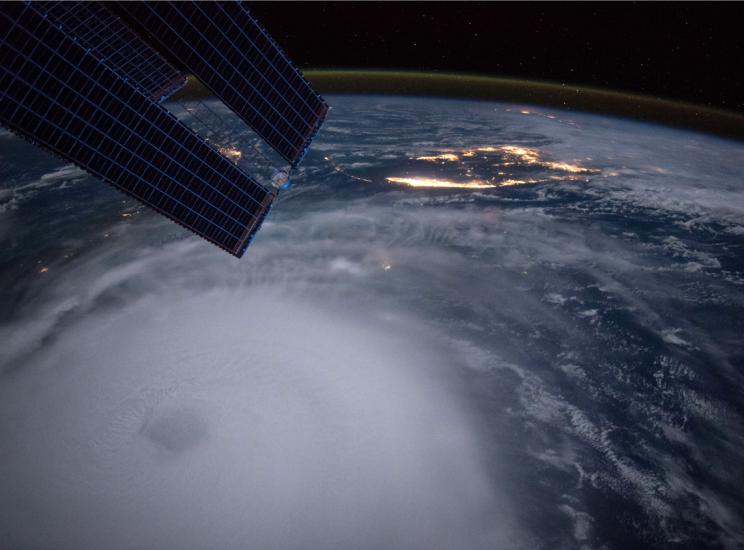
[249,2,744,113]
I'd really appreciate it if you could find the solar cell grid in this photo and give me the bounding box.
[111,1,328,167]
[0,3,273,256]
[37,1,186,102]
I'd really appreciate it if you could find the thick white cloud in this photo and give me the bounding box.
[0,244,520,549]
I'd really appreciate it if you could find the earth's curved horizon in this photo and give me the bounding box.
[177,69,744,143]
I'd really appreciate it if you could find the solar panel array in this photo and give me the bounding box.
[112,1,329,167]
[0,2,274,257]
[36,1,186,102]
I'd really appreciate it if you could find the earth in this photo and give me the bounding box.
[1,94,743,550]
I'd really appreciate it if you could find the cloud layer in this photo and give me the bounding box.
[0,237,520,549]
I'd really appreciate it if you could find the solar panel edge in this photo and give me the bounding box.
[292,102,330,168]
[153,74,188,103]
[233,190,275,257]
[1,3,276,257]
[227,3,330,156]
[241,4,328,111]
[240,5,330,166]
[110,1,328,167]
[0,119,271,258]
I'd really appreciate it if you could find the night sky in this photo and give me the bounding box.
[249,2,744,114]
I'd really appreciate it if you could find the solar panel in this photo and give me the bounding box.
[35,1,186,102]
[111,1,329,167]
[0,2,274,257]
